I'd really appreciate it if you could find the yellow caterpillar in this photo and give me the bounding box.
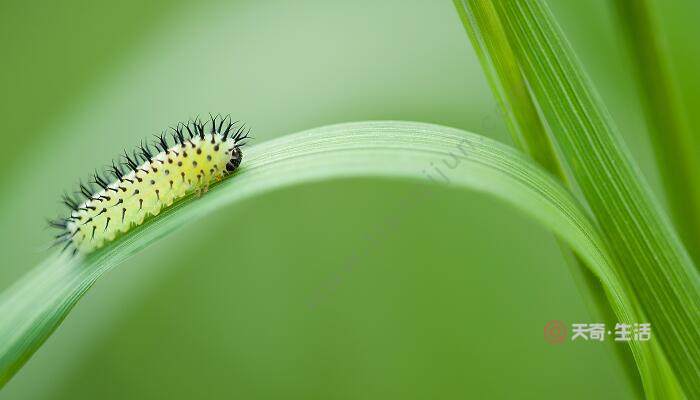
[50,115,250,255]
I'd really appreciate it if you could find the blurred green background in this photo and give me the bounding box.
[1,0,698,398]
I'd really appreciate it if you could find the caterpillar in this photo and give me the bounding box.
[49,115,251,256]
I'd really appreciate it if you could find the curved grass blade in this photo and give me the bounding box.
[0,121,659,390]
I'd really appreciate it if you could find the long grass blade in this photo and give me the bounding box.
[476,1,700,396]
[612,0,700,266]
[452,1,643,395]
[0,121,655,390]
[452,0,563,177]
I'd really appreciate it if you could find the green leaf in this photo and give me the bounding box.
[612,0,700,265]
[452,1,642,395]
[0,121,653,390]
[452,0,564,179]
[454,0,700,397]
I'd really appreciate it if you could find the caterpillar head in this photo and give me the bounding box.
[226,146,242,172]
[226,124,251,173]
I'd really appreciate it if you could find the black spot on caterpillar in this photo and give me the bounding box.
[49,115,252,256]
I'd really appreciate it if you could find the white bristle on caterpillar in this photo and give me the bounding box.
[49,115,251,255]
